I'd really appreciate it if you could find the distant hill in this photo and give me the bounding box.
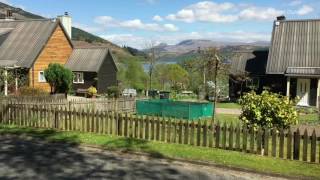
[0,2,138,63]
[152,39,270,55]
[148,39,270,63]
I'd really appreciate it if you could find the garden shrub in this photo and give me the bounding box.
[239,91,298,129]
[106,86,121,98]
[44,63,73,94]
[87,86,97,97]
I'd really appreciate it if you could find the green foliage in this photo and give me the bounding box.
[239,91,298,129]
[87,86,97,96]
[154,64,189,91]
[106,85,121,98]
[44,63,73,94]
[19,86,48,96]
[124,60,148,91]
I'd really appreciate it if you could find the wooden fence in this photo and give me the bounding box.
[0,97,136,113]
[0,103,319,164]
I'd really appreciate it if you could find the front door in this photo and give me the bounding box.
[296,78,310,106]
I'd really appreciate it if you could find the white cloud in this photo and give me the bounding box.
[94,16,179,32]
[296,5,314,15]
[101,31,270,49]
[239,7,284,21]
[152,15,163,22]
[289,0,303,6]
[166,1,237,23]
[0,0,10,4]
[163,24,179,31]
[165,1,286,23]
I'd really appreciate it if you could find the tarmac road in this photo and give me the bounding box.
[0,135,287,180]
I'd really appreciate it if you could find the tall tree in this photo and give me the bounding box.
[145,41,159,90]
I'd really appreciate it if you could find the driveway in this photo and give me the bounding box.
[0,135,287,180]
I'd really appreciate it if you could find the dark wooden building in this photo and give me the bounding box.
[65,48,118,94]
[229,50,269,100]
[267,18,320,107]
[230,17,320,107]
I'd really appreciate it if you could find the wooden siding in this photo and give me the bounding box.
[29,25,73,91]
[72,72,97,91]
[97,52,117,93]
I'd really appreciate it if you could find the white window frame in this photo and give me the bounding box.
[73,72,84,84]
[38,71,46,83]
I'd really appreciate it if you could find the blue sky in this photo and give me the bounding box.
[4,0,320,48]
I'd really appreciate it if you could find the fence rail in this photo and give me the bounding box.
[0,103,319,164]
[0,97,136,113]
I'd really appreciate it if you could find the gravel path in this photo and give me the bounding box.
[0,135,287,180]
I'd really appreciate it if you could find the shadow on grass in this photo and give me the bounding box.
[103,138,164,158]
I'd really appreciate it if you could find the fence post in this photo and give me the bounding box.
[196,120,201,146]
[229,123,234,150]
[287,129,292,160]
[256,127,262,155]
[279,128,284,158]
[264,128,269,156]
[54,107,58,129]
[235,124,240,151]
[201,121,207,147]
[190,121,195,146]
[161,117,166,142]
[167,118,171,143]
[184,120,189,145]
[310,129,316,162]
[249,127,255,153]
[293,128,300,160]
[242,126,248,152]
[215,121,220,148]
[302,129,308,161]
[272,128,277,157]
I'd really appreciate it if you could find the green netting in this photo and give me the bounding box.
[136,99,213,120]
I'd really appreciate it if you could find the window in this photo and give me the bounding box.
[38,71,46,83]
[73,72,84,84]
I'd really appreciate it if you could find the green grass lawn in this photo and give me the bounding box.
[214,113,320,125]
[216,103,241,109]
[0,124,319,179]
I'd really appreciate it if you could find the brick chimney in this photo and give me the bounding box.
[57,12,72,39]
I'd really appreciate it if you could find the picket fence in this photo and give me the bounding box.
[0,97,136,113]
[0,103,319,164]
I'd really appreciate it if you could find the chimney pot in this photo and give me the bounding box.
[277,15,286,21]
[64,12,68,16]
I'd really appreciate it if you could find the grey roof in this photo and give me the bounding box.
[267,19,320,74]
[230,50,268,76]
[0,19,71,68]
[285,67,320,77]
[65,48,117,72]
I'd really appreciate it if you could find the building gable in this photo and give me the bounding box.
[29,24,73,91]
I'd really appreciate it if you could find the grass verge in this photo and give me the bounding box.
[0,124,319,179]
[216,103,241,109]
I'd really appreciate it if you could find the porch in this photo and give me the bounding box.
[285,67,320,107]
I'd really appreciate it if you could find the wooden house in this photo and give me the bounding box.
[0,19,73,92]
[0,15,117,95]
[65,48,118,94]
[230,17,320,107]
[267,17,320,107]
